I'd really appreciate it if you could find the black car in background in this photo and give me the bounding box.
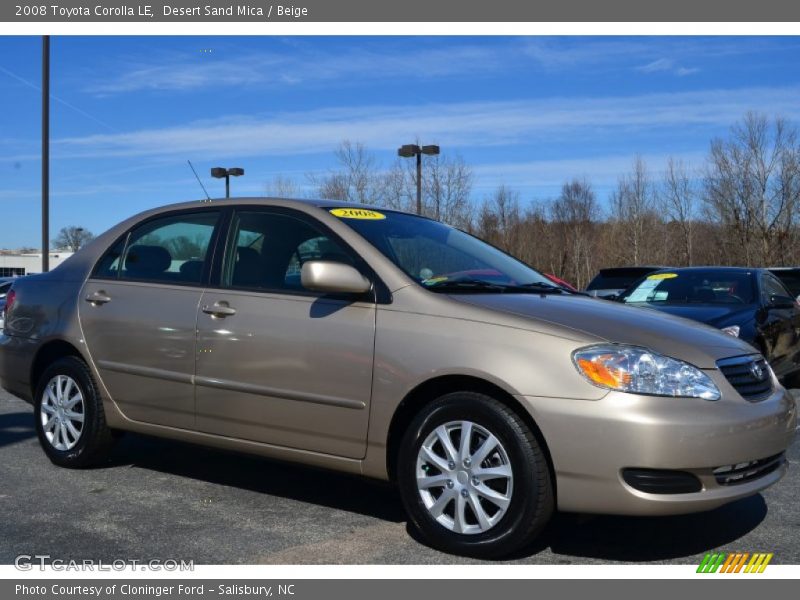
[0,278,15,331]
[617,267,800,383]
[585,266,667,298]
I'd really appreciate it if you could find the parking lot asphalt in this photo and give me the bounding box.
[0,388,798,565]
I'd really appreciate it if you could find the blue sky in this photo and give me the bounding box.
[1,36,799,248]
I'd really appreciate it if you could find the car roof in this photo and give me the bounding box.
[144,196,401,214]
[651,266,763,274]
[598,266,666,274]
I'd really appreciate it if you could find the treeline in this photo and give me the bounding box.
[267,112,800,289]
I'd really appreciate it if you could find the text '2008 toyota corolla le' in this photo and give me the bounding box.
[0,198,796,557]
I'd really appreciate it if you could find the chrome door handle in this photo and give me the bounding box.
[202,303,237,318]
[85,291,111,305]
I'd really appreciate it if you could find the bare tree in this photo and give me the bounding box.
[310,141,382,204]
[661,158,696,265]
[475,185,523,255]
[265,174,302,198]
[379,160,414,212]
[550,178,597,288]
[610,156,656,265]
[292,116,800,280]
[424,155,474,228]
[52,226,94,252]
[704,112,800,265]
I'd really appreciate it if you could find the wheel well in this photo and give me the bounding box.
[30,340,83,395]
[385,375,556,497]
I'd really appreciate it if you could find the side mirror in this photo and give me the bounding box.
[769,294,796,310]
[301,261,371,295]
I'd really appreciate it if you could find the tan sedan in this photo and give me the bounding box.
[0,198,795,557]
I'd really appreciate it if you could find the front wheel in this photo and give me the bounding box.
[397,392,553,558]
[34,356,116,468]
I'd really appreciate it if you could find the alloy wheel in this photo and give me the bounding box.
[40,375,85,451]
[416,420,513,535]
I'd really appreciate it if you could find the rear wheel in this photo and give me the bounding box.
[397,391,553,558]
[34,356,116,468]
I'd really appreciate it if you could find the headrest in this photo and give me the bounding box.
[125,245,171,276]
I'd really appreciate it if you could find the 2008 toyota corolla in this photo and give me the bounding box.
[0,198,795,557]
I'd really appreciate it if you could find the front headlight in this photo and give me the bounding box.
[572,344,720,400]
[721,325,740,337]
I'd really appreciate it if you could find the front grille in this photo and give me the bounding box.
[717,355,773,402]
[713,453,785,486]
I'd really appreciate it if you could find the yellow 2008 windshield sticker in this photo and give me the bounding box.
[647,273,678,280]
[330,208,386,220]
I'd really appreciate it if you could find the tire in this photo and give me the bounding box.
[397,391,554,558]
[33,356,116,468]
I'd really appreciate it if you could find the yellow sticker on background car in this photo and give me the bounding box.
[330,208,386,220]
[647,273,678,280]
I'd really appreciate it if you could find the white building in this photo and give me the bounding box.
[0,251,74,277]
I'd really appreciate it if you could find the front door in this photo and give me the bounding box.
[80,209,222,429]
[760,273,800,377]
[194,208,376,459]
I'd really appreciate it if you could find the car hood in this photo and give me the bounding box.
[451,293,756,368]
[628,303,755,327]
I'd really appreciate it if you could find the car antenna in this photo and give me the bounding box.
[187,160,211,200]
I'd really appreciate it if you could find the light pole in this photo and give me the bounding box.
[42,35,50,272]
[210,167,245,198]
[397,144,440,215]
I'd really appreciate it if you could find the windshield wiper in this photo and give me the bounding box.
[424,279,508,293]
[516,282,563,292]
[425,279,567,294]
[517,282,590,296]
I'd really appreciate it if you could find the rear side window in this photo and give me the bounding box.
[94,236,127,279]
[94,211,220,285]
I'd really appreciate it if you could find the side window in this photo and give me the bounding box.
[763,275,791,302]
[223,211,356,293]
[119,211,220,285]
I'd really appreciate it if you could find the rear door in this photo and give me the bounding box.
[194,207,376,458]
[80,208,223,429]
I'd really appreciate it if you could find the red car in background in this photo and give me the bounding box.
[544,273,577,292]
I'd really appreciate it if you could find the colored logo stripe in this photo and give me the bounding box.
[697,553,726,573]
[697,552,773,573]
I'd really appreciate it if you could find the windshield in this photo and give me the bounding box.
[586,268,659,291]
[326,207,555,292]
[622,270,756,305]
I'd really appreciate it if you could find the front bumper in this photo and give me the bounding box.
[519,370,797,516]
